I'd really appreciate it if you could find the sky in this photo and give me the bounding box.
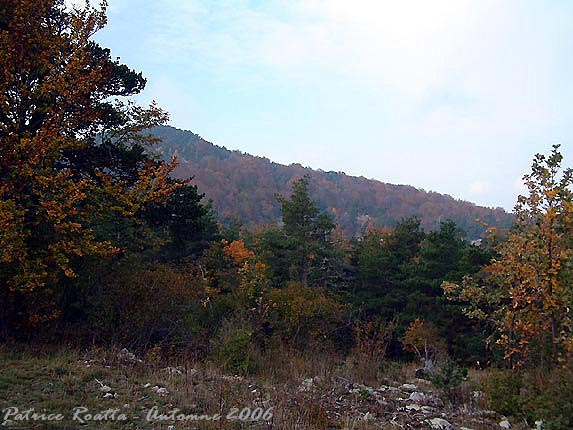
[94,0,573,211]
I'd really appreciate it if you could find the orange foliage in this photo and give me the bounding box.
[222,240,255,266]
[444,146,573,367]
[0,0,178,330]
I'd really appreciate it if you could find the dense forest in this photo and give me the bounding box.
[153,125,514,240]
[1,2,572,429]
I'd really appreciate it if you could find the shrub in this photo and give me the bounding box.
[210,317,258,375]
[428,358,468,390]
[485,367,573,430]
[428,358,468,404]
[77,258,199,350]
[267,282,346,350]
[485,369,525,418]
[344,320,394,385]
[529,368,573,430]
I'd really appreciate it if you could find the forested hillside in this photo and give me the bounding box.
[152,126,513,239]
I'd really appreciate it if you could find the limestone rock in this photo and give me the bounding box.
[117,348,143,364]
[409,391,444,407]
[427,417,453,430]
[400,383,418,392]
[499,418,511,429]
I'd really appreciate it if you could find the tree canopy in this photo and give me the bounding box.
[258,176,336,287]
[444,145,573,367]
[0,0,212,334]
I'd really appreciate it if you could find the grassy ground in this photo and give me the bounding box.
[0,345,516,430]
[1,346,272,430]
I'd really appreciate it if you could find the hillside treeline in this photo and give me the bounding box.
[152,126,514,240]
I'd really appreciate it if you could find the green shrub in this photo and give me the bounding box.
[530,368,573,430]
[485,367,573,430]
[428,358,468,389]
[485,369,525,418]
[211,318,258,375]
[427,358,468,404]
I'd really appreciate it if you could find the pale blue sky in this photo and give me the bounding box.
[95,0,573,211]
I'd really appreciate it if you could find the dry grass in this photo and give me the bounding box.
[0,345,518,430]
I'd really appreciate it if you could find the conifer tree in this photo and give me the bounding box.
[0,0,178,333]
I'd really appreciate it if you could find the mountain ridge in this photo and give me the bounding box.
[152,125,514,239]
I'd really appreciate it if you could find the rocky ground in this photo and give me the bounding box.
[288,375,510,430]
[0,347,533,430]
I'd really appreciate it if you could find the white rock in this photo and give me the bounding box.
[535,420,544,430]
[427,417,453,430]
[408,392,444,407]
[363,412,375,421]
[163,366,182,375]
[95,378,112,393]
[117,348,142,364]
[221,375,243,381]
[103,392,116,399]
[167,426,176,430]
[400,383,418,391]
[499,419,511,429]
[409,391,427,402]
[406,404,422,411]
[152,386,169,396]
[299,378,315,392]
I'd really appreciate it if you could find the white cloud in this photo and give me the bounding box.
[146,1,564,125]
[469,180,491,195]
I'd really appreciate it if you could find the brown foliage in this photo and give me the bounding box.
[444,146,573,367]
[0,0,178,332]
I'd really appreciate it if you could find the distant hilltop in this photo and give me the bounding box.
[151,125,514,239]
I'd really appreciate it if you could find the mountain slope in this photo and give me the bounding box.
[152,126,514,239]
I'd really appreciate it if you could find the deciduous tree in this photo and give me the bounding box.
[0,0,178,335]
[444,145,573,367]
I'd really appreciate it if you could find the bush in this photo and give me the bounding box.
[485,367,573,430]
[210,317,258,375]
[76,258,199,350]
[485,369,525,418]
[428,358,468,390]
[267,282,346,349]
[427,358,468,404]
[530,368,573,430]
[344,320,394,385]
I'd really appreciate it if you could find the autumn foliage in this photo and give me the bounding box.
[1,8,572,420]
[153,126,514,240]
[0,0,179,333]
[444,145,573,368]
